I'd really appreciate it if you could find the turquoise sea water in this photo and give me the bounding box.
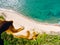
[0,0,60,24]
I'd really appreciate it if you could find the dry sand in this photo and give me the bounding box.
[0,8,60,36]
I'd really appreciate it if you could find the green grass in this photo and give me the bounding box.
[0,16,5,21]
[1,32,60,45]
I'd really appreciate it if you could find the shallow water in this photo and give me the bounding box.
[0,0,60,24]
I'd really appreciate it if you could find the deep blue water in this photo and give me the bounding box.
[0,0,60,24]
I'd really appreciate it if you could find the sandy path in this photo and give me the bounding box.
[0,8,60,36]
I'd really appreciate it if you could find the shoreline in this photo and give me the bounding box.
[0,8,59,26]
[0,8,60,36]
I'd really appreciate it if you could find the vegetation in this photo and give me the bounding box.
[0,16,5,21]
[1,32,60,45]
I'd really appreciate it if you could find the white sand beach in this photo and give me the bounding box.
[0,8,60,36]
